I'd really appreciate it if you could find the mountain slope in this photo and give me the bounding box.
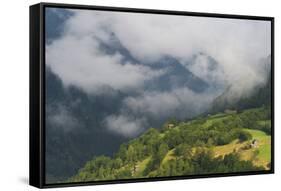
[45,52,215,182]
[68,106,271,182]
[147,56,209,93]
[45,56,213,183]
[208,66,271,114]
[45,67,130,182]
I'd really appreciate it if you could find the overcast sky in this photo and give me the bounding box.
[46,8,271,137]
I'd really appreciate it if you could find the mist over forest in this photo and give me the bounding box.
[45,8,271,183]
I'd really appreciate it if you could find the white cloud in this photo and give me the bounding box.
[46,35,161,94]
[104,115,146,137]
[46,8,271,137]
[108,13,271,92]
[186,54,225,87]
[102,87,216,137]
[47,9,270,96]
[124,87,216,119]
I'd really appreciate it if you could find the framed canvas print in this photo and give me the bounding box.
[30,2,274,188]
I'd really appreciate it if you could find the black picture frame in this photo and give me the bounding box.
[30,2,275,189]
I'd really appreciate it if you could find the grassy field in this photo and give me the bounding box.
[162,149,175,164]
[161,108,271,171]
[135,157,151,177]
[202,113,229,128]
[244,129,271,167]
[213,128,271,169]
[164,110,271,170]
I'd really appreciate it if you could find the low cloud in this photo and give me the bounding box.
[46,8,270,97]
[186,54,225,88]
[46,8,271,137]
[103,87,216,137]
[104,115,147,137]
[46,35,162,94]
[47,104,79,132]
[124,87,216,120]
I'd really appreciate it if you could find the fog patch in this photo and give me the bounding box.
[47,104,79,132]
[104,115,147,137]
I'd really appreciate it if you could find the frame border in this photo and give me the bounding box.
[30,2,274,189]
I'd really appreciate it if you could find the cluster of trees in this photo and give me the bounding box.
[238,107,271,135]
[154,150,263,177]
[70,146,263,182]
[162,116,252,149]
[69,106,269,182]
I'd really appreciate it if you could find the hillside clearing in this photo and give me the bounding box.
[213,128,271,169]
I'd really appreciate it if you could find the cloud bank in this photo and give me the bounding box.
[46,35,162,94]
[46,8,271,137]
[124,88,213,119]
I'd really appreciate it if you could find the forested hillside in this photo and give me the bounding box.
[68,106,271,182]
